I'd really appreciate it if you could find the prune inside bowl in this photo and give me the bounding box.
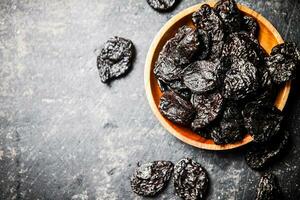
[144,2,291,150]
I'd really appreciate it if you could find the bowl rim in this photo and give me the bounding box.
[144,2,291,150]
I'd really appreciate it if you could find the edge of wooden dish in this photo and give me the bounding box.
[144,1,291,150]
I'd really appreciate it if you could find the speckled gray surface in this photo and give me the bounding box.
[0,0,299,199]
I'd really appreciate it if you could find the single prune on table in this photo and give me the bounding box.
[255,173,282,200]
[223,58,258,100]
[245,131,289,170]
[146,0,177,12]
[243,102,283,143]
[131,161,174,196]
[97,36,134,83]
[271,42,300,64]
[183,60,222,93]
[191,92,224,131]
[211,104,245,144]
[241,15,259,38]
[265,54,296,85]
[159,91,195,125]
[214,0,242,33]
[174,158,209,200]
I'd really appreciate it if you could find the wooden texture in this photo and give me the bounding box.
[145,2,291,150]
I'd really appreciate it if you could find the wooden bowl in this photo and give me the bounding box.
[144,1,291,150]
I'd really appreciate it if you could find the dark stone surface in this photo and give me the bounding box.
[0,0,299,199]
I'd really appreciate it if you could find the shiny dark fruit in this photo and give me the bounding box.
[271,42,300,64]
[255,173,282,200]
[242,15,259,38]
[146,0,177,12]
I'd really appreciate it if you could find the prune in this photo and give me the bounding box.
[130,161,174,196]
[197,29,211,60]
[211,105,245,144]
[159,91,195,125]
[245,131,289,170]
[257,66,273,89]
[146,0,177,12]
[97,37,134,83]
[191,92,223,130]
[223,58,258,100]
[154,26,200,82]
[242,15,259,38]
[243,103,283,143]
[158,79,192,100]
[222,32,264,66]
[183,60,222,93]
[255,173,282,200]
[214,0,242,33]
[174,158,209,200]
[271,42,300,64]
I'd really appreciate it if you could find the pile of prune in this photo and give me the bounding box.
[154,0,299,145]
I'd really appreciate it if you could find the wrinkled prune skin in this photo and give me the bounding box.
[246,131,289,170]
[266,53,297,85]
[211,105,245,144]
[257,66,273,89]
[243,103,283,143]
[271,42,300,64]
[174,158,209,200]
[223,58,258,100]
[222,32,264,66]
[183,60,222,93]
[97,37,134,83]
[242,15,259,38]
[197,29,211,60]
[192,4,224,59]
[146,0,177,12]
[255,173,282,200]
[214,0,242,33]
[158,79,192,100]
[191,92,224,130]
[130,161,174,196]
[159,91,195,125]
[154,26,200,82]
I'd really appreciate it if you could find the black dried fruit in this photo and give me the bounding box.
[223,58,258,100]
[271,42,300,64]
[97,37,134,83]
[211,105,245,144]
[243,103,283,143]
[245,131,289,170]
[174,158,209,200]
[191,92,223,130]
[159,91,195,125]
[197,29,211,60]
[131,161,174,196]
[146,0,177,12]
[183,60,222,93]
[242,15,259,38]
[255,173,282,200]
[158,79,192,100]
[266,54,297,85]
[214,0,242,33]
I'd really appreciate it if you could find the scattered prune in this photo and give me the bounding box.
[97,37,134,83]
[183,60,222,93]
[211,104,245,144]
[214,0,242,33]
[255,173,282,200]
[242,15,259,38]
[245,131,289,170]
[146,0,177,12]
[159,91,195,125]
[174,158,209,200]
[191,92,224,130]
[130,161,174,196]
[223,58,258,100]
[271,42,300,64]
[266,53,297,85]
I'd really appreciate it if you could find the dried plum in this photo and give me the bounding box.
[159,91,195,125]
[245,131,289,170]
[197,29,211,60]
[271,42,300,64]
[214,0,242,33]
[256,173,282,200]
[97,37,134,83]
[183,60,222,93]
[174,158,209,200]
[191,92,223,130]
[158,79,192,100]
[242,15,259,38]
[223,58,258,100]
[146,0,177,12]
[130,161,174,196]
[211,105,245,144]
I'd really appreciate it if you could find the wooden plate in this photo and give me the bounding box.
[144,2,291,150]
